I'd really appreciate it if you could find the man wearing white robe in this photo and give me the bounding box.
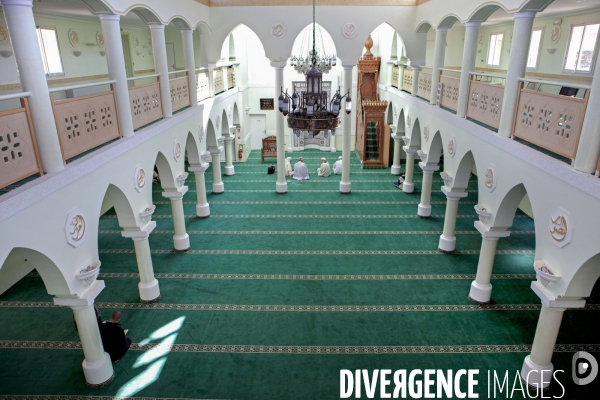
[293,157,310,180]
[317,157,331,177]
[285,157,293,177]
[333,156,343,175]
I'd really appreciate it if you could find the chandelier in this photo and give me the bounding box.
[278,0,351,135]
[289,5,336,75]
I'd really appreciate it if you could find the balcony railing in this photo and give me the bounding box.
[402,68,413,93]
[0,92,43,190]
[196,68,210,101]
[49,81,120,161]
[127,74,164,130]
[168,71,191,113]
[417,71,433,100]
[439,72,460,112]
[466,73,506,130]
[226,67,236,90]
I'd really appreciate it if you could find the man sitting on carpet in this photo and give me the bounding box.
[285,157,294,177]
[293,157,310,180]
[333,156,343,175]
[99,310,132,362]
[316,157,331,177]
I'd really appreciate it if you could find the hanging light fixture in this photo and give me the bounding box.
[279,0,351,137]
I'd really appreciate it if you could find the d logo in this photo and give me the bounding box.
[572,351,598,385]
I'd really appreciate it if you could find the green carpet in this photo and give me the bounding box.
[0,150,598,399]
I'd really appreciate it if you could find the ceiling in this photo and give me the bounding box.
[484,0,600,25]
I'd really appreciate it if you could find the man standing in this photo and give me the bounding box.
[333,156,343,175]
[293,157,310,180]
[317,157,331,177]
[99,311,132,362]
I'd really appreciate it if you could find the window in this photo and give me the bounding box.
[487,33,503,66]
[564,23,600,72]
[527,29,543,69]
[36,27,64,76]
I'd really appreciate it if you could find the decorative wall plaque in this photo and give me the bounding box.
[447,136,457,157]
[216,115,221,130]
[260,98,274,110]
[199,125,204,142]
[484,165,496,192]
[68,29,79,47]
[548,209,572,248]
[65,208,86,248]
[423,124,429,142]
[0,24,9,44]
[134,165,146,193]
[133,35,140,48]
[271,23,286,38]
[406,113,411,128]
[342,22,357,39]
[550,26,561,44]
[173,140,182,160]
[96,31,104,47]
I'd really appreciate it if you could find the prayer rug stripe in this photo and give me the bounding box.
[97,249,536,255]
[98,230,535,235]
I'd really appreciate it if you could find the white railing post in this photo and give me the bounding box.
[150,24,173,118]
[181,29,198,106]
[430,28,448,105]
[574,61,600,173]
[457,22,481,118]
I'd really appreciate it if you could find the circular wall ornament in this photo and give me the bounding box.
[133,35,140,48]
[173,140,182,161]
[199,125,205,142]
[65,208,86,248]
[271,23,286,38]
[423,124,429,142]
[342,22,358,39]
[134,165,146,193]
[96,31,104,47]
[548,208,572,248]
[447,136,457,157]
[550,26,561,44]
[484,165,496,192]
[406,113,411,128]
[0,24,9,44]
[216,115,221,130]
[68,29,80,47]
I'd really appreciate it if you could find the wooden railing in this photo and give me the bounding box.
[466,79,505,130]
[402,69,413,93]
[128,75,163,130]
[196,69,210,101]
[391,66,399,88]
[169,74,191,113]
[513,82,589,160]
[417,72,432,100]
[0,93,43,189]
[439,75,460,112]
[50,81,120,161]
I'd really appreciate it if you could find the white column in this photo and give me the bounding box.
[498,12,536,138]
[99,15,134,137]
[438,187,468,253]
[210,147,224,193]
[188,163,210,217]
[181,29,198,107]
[411,67,421,97]
[402,148,417,193]
[574,54,600,173]
[224,136,235,176]
[391,135,403,175]
[162,188,190,251]
[457,22,481,118]
[469,223,511,303]
[430,28,448,105]
[121,223,160,302]
[417,163,439,217]
[0,0,63,172]
[340,62,355,194]
[330,130,336,152]
[272,61,288,194]
[150,24,173,118]
[207,63,216,97]
[54,281,113,387]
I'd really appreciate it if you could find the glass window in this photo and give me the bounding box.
[487,33,503,66]
[564,23,600,72]
[36,27,64,76]
[527,29,543,69]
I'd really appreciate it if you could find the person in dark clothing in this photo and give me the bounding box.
[99,310,132,362]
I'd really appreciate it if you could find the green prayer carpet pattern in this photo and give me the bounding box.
[1,150,599,399]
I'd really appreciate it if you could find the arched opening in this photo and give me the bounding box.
[221,109,230,136]
[368,23,406,86]
[409,118,422,150]
[426,130,444,166]
[99,184,138,230]
[206,120,218,149]
[232,103,241,126]
[185,131,201,165]
[452,150,477,190]
[566,253,600,298]
[154,151,176,190]
[494,183,535,229]
[397,109,407,160]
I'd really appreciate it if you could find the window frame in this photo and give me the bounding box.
[486,31,505,67]
[526,27,544,70]
[561,21,600,75]
[36,26,65,77]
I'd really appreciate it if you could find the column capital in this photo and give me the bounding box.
[209,147,223,155]
[0,0,33,7]
[531,282,586,310]
[465,21,482,28]
[341,61,357,69]
[98,14,120,22]
[162,186,189,200]
[180,28,193,35]
[435,28,449,33]
[392,135,404,142]
[54,280,105,309]
[403,147,419,155]
[223,136,234,143]
[514,11,536,20]
[188,163,209,173]
[474,221,511,239]
[441,186,468,199]
[121,221,157,240]
[149,23,166,30]
[270,61,287,69]
[418,162,440,172]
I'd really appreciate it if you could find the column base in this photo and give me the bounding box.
[196,203,210,218]
[438,235,456,253]
[418,204,431,218]
[276,181,288,194]
[402,182,414,193]
[469,281,492,304]
[224,166,235,176]
[340,182,351,194]
[139,279,161,303]
[521,355,554,390]
[173,234,190,252]
[82,352,114,388]
[212,182,224,194]
[391,165,402,175]
[331,147,337,152]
